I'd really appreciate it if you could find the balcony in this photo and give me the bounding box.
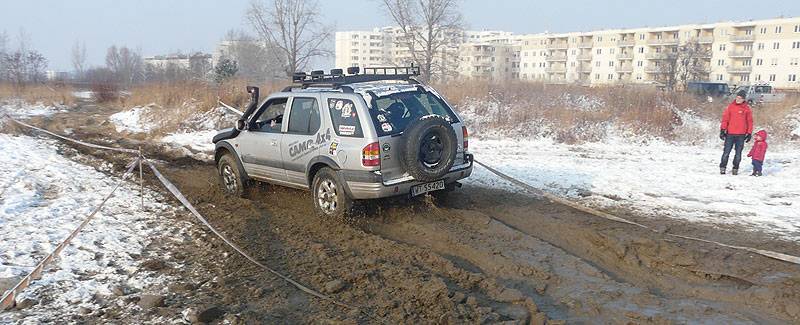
[645,52,669,60]
[696,36,714,44]
[647,38,679,46]
[576,53,593,61]
[545,65,567,73]
[578,65,593,73]
[577,41,594,48]
[616,52,634,60]
[617,39,635,47]
[546,42,569,50]
[644,64,664,73]
[616,64,634,73]
[545,54,568,61]
[729,35,755,42]
[726,66,752,74]
[728,50,754,58]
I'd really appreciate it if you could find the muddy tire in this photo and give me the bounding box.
[401,115,458,182]
[312,167,353,218]
[217,154,247,197]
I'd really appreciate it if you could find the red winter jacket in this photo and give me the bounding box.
[720,101,753,135]
[747,130,768,161]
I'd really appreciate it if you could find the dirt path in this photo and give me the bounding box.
[5,102,799,324]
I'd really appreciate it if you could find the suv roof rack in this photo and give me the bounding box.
[283,65,420,92]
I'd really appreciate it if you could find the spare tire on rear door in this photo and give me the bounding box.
[400,115,458,182]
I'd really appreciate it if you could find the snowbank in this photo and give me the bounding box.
[109,105,156,133]
[466,138,800,241]
[0,134,186,322]
[0,100,67,118]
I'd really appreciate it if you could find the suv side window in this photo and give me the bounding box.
[252,98,288,133]
[328,98,363,137]
[287,97,321,135]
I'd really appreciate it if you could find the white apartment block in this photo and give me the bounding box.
[336,17,800,89]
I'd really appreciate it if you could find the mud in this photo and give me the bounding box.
[5,102,800,324]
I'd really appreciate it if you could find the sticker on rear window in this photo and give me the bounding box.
[341,103,353,117]
[377,114,387,122]
[381,123,393,132]
[339,125,356,136]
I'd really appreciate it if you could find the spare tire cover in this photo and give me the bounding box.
[400,115,458,182]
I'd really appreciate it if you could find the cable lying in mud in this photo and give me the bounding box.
[6,116,139,154]
[143,158,360,311]
[1,158,140,310]
[473,159,800,266]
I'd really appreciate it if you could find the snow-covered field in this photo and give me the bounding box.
[466,138,800,241]
[0,134,186,323]
[1,100,67,118]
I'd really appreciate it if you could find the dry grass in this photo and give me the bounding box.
[0,82,76,107]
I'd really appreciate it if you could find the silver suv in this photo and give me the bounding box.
[212,67,473,217]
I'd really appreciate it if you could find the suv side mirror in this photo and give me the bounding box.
[235,119,247,131]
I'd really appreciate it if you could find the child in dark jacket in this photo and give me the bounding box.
[747,130,768,176]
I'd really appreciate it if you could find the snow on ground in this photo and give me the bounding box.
[72,91,93,100]
[108,105,155,133]
[0,134,188,323]
[465,137,800,241]
[0,100,67,119]
[160,130,218,161]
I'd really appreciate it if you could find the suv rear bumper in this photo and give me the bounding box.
[340,154,474,200]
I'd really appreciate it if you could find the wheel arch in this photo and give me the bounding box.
[215,141,249,180]
[306,156,341,188]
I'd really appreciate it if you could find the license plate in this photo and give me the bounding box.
[411,180,445,196]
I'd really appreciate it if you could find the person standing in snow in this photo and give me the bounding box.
[718,90,754,175]
[747,130,768,176]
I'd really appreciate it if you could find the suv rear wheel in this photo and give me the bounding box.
[218,154,248,197]
[312,167,353,217]
[401,115,458,182]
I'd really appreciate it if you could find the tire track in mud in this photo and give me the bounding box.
[363,193,790,324]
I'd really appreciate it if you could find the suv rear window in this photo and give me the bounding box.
[328,98,364,137]
[368,90,458,137]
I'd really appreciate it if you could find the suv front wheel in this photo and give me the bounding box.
[218,154,248,197]
[312,167,353,218]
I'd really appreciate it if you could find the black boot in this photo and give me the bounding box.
[750,171,757,176]
[720,167,726,175]
[732,169,739,175]
[756,171,762,177]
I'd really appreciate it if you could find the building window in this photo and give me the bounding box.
[776,26,783,33]
[791,58,799,66]
[638,47,645,53]
[351,56,359,60]
[773,42,780,50]
[637,61,643,67]
[743,59,751,66]
[595,74,600,80]
[769,74,776,81]
[790,74,797,82]
[609,61,614,67]
[608,74,614,80]
[756,59,763,66]
[795,25,800,33]
[636,74,642,80]
[597,49,602,54]
[793,41,800,49]
[717,59,725,66]
[755,74,761,81]
[595,61,601,67]
[758,43,765,50]
[740,75,749,82]
[771,58,779,66]
[719,44,726,51]
[717,74,724,81]
[610,48,615,54]
[639,34,645,40]
[744,44,753,51]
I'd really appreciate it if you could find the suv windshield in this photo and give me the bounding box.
[368,90,459,136]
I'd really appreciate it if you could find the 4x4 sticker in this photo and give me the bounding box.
[339,125,356,136]
[288,128,332,160]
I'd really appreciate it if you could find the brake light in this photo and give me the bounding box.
[462,126,469,152]
[362,142,381,167]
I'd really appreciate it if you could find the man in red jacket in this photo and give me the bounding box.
[719,90,754,175]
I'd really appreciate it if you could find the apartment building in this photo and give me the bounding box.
[336,17,800,89]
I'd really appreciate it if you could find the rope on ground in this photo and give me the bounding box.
[473,159,800,266]
[8,117,139,154]
[217,99,244,116]
[1,158,140,310]
[143,158,359,311]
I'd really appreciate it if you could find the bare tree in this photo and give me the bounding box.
[105,45,144,85]
[0,30,7,81]
[657,41,712,90]
[71,40,87,78]
[379,0,464,82]
[246,0,332,76]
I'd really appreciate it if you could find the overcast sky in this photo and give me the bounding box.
[1,0,798,71]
